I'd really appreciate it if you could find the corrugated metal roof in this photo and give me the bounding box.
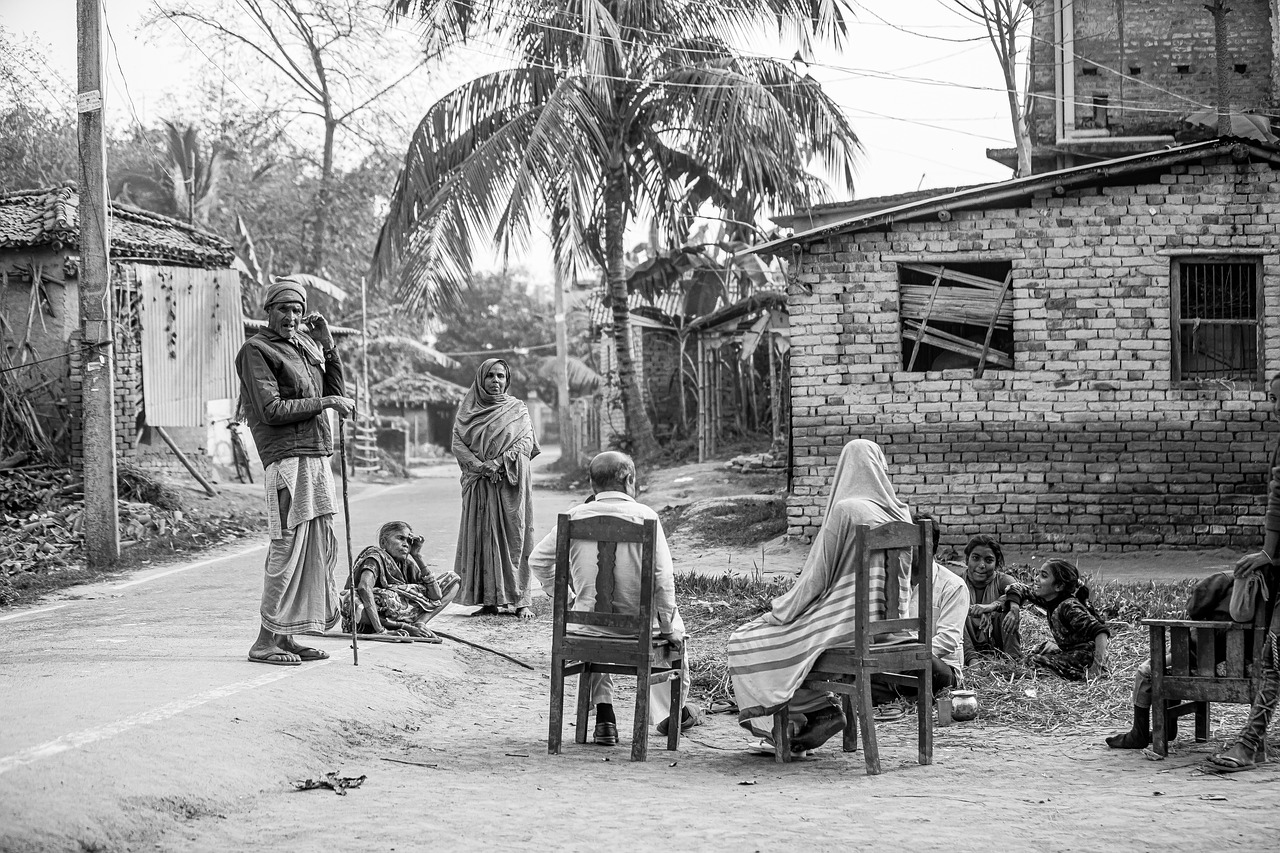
[138,266,244,426]
[751,138,1280,256]
[0,185,235,268]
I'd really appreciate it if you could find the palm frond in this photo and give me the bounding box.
[372,68,560,287]
[276,273,348,303]
[366,334,460,370]
[650,57,860,211]
[529,354,603,394]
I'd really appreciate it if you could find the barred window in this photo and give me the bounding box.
[1171,258,1263,382]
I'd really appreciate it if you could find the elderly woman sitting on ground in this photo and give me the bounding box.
[341,521,461,639]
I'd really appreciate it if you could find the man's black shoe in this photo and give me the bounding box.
[593,721,619,746]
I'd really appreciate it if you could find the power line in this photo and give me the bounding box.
[416,3,1219,121]
[0,346,98,376]
[102,3,145,130]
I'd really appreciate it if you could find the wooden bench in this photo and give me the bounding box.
[1143,613,1268,758]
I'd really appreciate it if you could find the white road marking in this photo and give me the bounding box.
[112,544,267,590]
[1,480,409,625]
[0,660,330,775]
[0,604,70,624]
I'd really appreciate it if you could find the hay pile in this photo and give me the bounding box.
[675,569,1228,736]
[0,463,264,606]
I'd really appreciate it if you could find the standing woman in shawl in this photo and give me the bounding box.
[452,358,541,618]
[237,281,355,665]
[728,439,913,753]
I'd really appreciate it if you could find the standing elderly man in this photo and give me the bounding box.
[237,280,355,665]
[527,451,696,745]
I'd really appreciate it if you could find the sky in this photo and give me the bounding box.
[2,0,1021,266]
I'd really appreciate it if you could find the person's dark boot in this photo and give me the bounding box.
[1106,706,1151,749]
[593,703,618,746]
[792,706,847,751]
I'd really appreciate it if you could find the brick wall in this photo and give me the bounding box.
[641,329,684,438]
[787,154,1280,553]
[1028,0,1275,143]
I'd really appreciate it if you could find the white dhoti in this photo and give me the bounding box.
[259,456,339,635]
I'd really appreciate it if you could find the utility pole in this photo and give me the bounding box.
[1207,0,1233,136]
[553,264,575,471]
[77,0,120,567]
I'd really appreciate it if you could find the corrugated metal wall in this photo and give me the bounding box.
[137,266,243,427]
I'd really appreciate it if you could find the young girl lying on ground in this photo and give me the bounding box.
[1024,559,1111,681]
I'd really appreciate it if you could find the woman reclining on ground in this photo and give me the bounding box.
[340,521,461,639]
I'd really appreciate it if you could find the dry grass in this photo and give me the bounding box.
[676,568,1224,735]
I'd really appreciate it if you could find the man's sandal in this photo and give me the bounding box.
[1206,746,1264,773]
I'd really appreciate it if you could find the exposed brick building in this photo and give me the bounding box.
[758,138,1280,554]
[992,0,1280,172]
[0,186,239,480]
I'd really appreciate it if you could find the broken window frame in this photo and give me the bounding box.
[1170,256,1264,384]
[898,261,1015,375]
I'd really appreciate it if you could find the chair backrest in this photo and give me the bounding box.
[551,512,658,647]
[850,520,934,655]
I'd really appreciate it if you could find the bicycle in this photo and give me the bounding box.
[227,420,254,484]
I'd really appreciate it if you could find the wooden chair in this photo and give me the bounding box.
[1144,605,1270,758]
[547,513,684,762]
[771,520,934,775]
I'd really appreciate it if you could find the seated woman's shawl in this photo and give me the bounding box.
[341,546,440,632]
[729,440,912,721]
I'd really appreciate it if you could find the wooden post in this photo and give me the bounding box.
[696,337,707,463]
[906,267,945,372]
[77,0,120,567]
[154,426,217,496]
[974,271,1015,378]
[1207,1,1233,136]
[768,334,783,455]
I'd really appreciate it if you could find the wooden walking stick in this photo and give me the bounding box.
[339,415,359,666]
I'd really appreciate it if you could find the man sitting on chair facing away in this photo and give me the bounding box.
[528,451,693,745]
[870,514,969,709]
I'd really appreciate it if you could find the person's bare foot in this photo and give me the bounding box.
[249,627,301,664]
[471,605,500,616]
[514,606,534,620]
[278,636,329,660]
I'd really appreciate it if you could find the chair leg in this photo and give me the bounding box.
[856,676,881,775]
[632,663,653,762]
[1151,694,1168,757]
[841,694,857,753]
[667,667,682,752]
[772,704,792,763]
[549,656,565,755]
[575,669,591,745]
[1194,702,1209,743]
[918,664,933,766]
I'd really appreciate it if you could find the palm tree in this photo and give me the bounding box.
[113,121,233,227]
[374,0,861,459]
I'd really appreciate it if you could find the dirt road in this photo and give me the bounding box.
[2,463,1278,851]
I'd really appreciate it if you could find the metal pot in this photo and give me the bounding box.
[949,689,980,722]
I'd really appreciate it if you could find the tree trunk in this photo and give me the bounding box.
[309,117,336,274]
[553,263,578,472]
[603,167,659,460]
[999,12,1032,177]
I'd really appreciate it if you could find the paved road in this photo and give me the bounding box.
[0,457,577,849]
